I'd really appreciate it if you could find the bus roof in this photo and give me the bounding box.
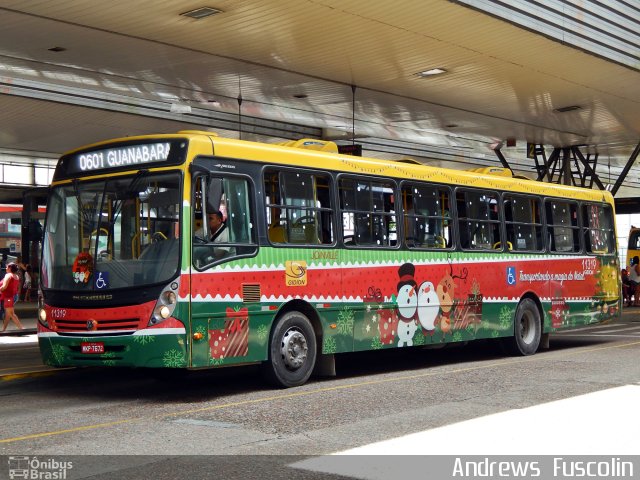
[59,130,615,206]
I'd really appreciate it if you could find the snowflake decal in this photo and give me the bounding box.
[50,344,66,365]
[371,336,383,350]
[101,351,117,366]
[322,336,337,354]
[452,331,463,343]
[133,335,156,346]
[195,326,207,336]
[412,330,425,346]
[491,330,500,338]
[210,357,224,367]
[162,349,186,368]
[498,305,514,329]
[336,306,355,335]
[257,324,269,342]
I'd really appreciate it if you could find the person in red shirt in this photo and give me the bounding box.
[1,263,23,331]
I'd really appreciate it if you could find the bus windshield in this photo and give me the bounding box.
[42,171,181,291]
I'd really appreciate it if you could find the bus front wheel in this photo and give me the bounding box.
[264,311,317,388]
[502,298,541,356]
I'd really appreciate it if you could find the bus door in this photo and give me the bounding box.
[190,171,257,367]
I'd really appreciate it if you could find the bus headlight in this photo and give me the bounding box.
[38,308,48,328]
[159,305,171,319]
[149,280,180,326]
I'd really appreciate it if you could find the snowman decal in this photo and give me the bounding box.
[417,280,440,334]
[396,263,419,347]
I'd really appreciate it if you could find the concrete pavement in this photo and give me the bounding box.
[0,300,37,336]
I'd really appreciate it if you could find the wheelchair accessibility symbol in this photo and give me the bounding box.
[95,271,109,289]
[507,267,516,285]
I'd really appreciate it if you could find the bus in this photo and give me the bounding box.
[626,227,640,269]
[38,131,621,387]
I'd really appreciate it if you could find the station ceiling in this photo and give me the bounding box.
[0,0,639,202]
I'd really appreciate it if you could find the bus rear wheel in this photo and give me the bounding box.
[264,311,317,388]
[502,298,541,356]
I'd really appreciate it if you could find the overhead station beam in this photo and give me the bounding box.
[527,144,605,190]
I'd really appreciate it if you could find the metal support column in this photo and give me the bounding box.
[611,140,640,197]
[493,148,513,173]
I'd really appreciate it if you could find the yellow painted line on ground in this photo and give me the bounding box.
[1,339,639,444]
[0,364,45,373]
[1,367,74,381]
[0,419,140,444]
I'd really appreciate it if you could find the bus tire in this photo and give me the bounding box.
[264,311,317,388]
[502,298,541,356]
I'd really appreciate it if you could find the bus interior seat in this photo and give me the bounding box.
[268,224,287,243]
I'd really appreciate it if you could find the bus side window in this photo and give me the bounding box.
[402,183,451,250]
[582,203,614,254]
[339,177,396,248]
[456,189,500,250]
[193,175,257,268]
[264,169,334,246]
[545,200,580,253]
[504,194,543,252]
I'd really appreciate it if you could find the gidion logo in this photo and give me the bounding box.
[285,261,307,287]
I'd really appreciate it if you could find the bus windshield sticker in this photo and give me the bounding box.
[72,251,93,284]
[95,271,109,289]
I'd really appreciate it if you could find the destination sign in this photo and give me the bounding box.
[76,142,171,172]
[55,139,188,180]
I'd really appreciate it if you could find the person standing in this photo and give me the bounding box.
[15,256,27,302]
[1,263,23,331]
[22,265,32,302]
[0,253,6,320]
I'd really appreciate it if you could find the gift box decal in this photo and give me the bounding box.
[209,307,249,359]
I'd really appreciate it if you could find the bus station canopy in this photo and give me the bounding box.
[0,1,639,202]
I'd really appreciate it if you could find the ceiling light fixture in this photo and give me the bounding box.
[554,105,582,113]
[293,94,308,99]
[48,46,66,52]
[415,68,447,77]
[180,7,223,19]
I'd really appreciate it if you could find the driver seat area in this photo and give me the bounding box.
[268,223,287,243]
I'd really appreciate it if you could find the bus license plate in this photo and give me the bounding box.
[81,342,104,354]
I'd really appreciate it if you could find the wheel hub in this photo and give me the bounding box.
[280,328,308,370]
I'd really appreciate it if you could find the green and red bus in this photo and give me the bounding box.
[38,131,621,387]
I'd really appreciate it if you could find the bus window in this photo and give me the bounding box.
[264,169,334,246]
[503,194,543,252]
[402,183,451,249]
[339,177,396,247]
[456,190,500,250]
[42,172,182,290]
[582,203,615,254]
[545,200,580,253]
[193,175,257,268]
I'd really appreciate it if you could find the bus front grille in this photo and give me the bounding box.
[54,318,140,332]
